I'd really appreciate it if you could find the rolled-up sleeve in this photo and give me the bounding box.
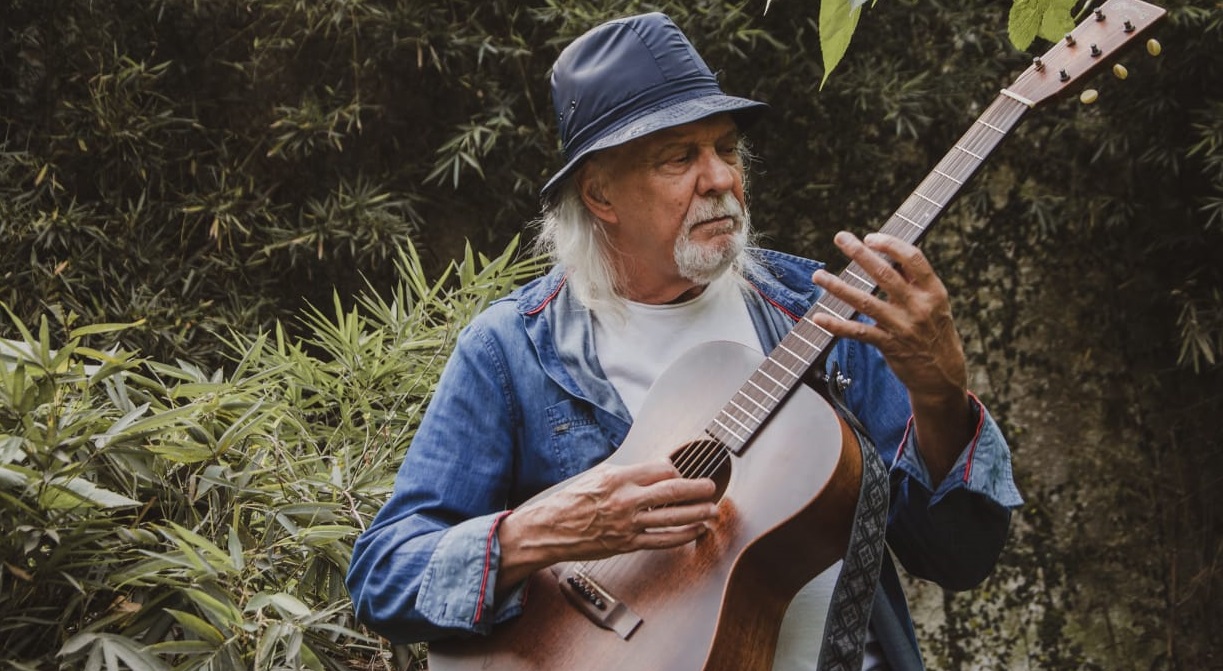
[346,323,526,642]
[834,338,1024,592]
[891,393,1024,509]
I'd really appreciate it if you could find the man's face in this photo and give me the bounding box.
[583,114,750,303]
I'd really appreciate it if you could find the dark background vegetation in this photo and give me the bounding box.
[1,0,1219,668]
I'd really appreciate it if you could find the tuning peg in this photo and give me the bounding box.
[1080,89,1099,105]
[1147,38,1162,56]
[1113,63,1129,80]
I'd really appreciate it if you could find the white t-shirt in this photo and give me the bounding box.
[591,274,843,670]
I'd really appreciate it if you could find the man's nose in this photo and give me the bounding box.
[696,151,738,196]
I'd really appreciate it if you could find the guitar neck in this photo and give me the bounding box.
[707,94,1031,455]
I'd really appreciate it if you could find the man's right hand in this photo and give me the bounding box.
[495,459,718,592]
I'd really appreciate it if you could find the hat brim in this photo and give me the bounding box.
[540,94,767,202]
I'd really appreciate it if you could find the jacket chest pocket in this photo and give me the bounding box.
[545,400,612,479]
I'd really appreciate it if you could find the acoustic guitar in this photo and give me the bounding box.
[429,1,1166,668]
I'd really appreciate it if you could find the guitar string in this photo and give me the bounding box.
[570,96,1027,590]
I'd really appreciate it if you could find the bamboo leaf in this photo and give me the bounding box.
[182,588,242,631]
[165,609,226,645]
[68,320,146,339]
[58,633,172,671]
[40,477,141,509]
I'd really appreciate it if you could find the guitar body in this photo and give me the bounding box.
[429,340,862,671]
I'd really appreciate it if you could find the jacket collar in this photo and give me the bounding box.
[513,248,825,317]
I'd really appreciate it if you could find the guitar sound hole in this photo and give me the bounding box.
[670,438,731,502]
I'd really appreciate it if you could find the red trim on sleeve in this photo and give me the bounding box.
[897,391,986,486]
[962,391,986,484]
[473,509,514,624]
[896,414,917,461]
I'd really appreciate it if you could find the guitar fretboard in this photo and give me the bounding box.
[702,94,1031,457]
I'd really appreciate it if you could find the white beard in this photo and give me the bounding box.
[674,192,751,285]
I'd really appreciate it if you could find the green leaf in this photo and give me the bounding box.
[182,587,243,631]
[0,464,29,489]
[68,319,146,339]
[1037,0,1076,42]
[267,592,312,619]
[1008,0,1077,50]
[145,442,216,464]
[40,476,141,509]
[145,640,218,655]
[819,0,864,89]
[58,633,172,671]
[165,609,226,645]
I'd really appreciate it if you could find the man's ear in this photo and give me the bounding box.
[577,163,618,223]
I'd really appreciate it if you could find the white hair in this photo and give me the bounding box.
[533,141,758,314]
[532,177,627,314]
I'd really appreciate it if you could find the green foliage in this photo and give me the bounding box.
[0,0,555,365]
[0,240,544,670]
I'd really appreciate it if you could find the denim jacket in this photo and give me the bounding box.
[346,248,1023,669]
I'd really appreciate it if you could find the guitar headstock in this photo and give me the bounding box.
[1005,0,1167,108]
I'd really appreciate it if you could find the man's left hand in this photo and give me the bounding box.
[809,231,972,482]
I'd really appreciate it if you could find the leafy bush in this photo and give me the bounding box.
[0,241,544,670]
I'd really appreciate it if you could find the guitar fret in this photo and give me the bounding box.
[844,268,872,286]
[711,414,749,441]
[915,191,945,209]
[804,316,835,338]
[721,408,755,433]
[747,378,782,403]
[894,212,926,232]
[736,389,771,413]
[953,144,984,160]
[815,302,848,320]
[776,342,808,367]
[726,396,753,417]
[974,118,1006,134]
[757,366,790,388]
[788,329,817,349]
[933,168,964,185]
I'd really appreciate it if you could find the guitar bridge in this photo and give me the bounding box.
[554,565,643,640]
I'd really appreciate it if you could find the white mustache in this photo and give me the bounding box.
[682,193,745,234]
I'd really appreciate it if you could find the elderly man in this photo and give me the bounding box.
[347,12,1022,671]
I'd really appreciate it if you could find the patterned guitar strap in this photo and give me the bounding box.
[816,370,891,671]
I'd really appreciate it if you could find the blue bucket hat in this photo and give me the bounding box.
[540,12,768,201]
